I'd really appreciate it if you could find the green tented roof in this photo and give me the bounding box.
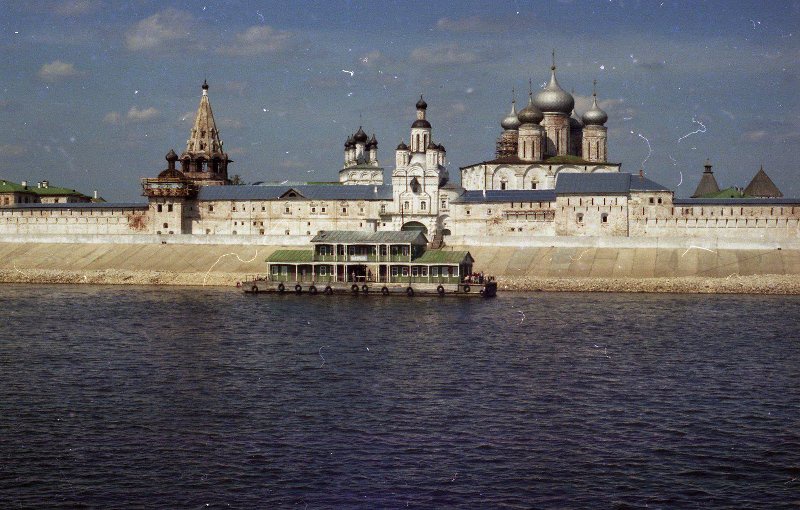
[412,250,473,264]
[266,250,313,263]
[0,180,34,193]
[700,187,745,199]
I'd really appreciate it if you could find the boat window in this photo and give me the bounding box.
[402,267,409,276]
[421,267,428,277]
[432,267,439,277]
[319,266,327,276]
[442,266,449,277]
[411,267,418,277]
[391,266,398,277]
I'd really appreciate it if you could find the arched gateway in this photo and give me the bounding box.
[401,221,427,235]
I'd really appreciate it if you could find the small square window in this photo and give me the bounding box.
[649,197,654,204]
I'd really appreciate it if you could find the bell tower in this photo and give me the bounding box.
[179,80,232,186]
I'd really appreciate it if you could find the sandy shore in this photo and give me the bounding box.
[2,269,799,294]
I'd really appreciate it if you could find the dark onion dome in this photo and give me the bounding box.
[344,135,354,148]
[534,66,574,114]
[411,118,431,128]
[501,100,521,130]
[569,108,583,129]
[396,140,408,150]
[427,140,437,150]
[416,94,427,110]
[201,79,209,91]
[158,168,185,179]
[165,149,178,161]
[368,133,378,147]
[582,93,608,126]
[438,143,445,152]
[353,126,368,143]
[518,95,544,125]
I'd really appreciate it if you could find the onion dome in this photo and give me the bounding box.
[518,95,544,125]
[569,106,583,130]
[427,140,437,150]
[165,149,178,161]
[501,98,521,130]
[582,82,608,126]
[438,143,445,152]
[345,135,354,148]
[416,95,427,110]
[412,118,431,128]
[534,63,574,114]
[353,126,368,143]
[158,168,185,179]
[367,133,378,148]
[201,79,209,91]
[396,140,408,151]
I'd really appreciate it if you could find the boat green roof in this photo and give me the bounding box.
[311,230,427,244]
[266,249,313,263]
[412,250,473,264]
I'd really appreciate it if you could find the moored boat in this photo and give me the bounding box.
[240,230,497,297]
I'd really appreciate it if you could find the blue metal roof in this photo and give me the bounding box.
[3,202,147,210]
[673,198,800,205]
[555,173,670,194]
[451,189,557,204]
[197,184,393,201]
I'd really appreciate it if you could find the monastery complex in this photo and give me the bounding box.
[1,67,798,246]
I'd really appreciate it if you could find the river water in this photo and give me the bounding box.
[0,284,798,508]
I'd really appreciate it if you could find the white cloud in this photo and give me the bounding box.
[220,118,242,129]
[53,0,97,16]
[742,130,768,142]
[125,9,193,51]
[103,111,121,124]
[219,26,292,56]
[179,111,195,124]
[126,107,160,122]
[436,15,505,33]
[0,144,26,157]
[38,60,80,81]
[573,94,630,117]
[359,50,382,68]
[411,44,480,65]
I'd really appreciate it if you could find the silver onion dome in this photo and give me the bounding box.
[534,66,574,114]
[501,100,521,130]
[582,90,608,126]
[518,95,543,125]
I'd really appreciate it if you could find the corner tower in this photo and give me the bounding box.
[180,80,231,186]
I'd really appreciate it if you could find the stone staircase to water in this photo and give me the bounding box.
[429,232,445,249]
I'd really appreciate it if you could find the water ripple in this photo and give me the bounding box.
[0,285,798,508]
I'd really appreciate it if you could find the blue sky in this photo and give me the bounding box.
[1,0,798,201]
